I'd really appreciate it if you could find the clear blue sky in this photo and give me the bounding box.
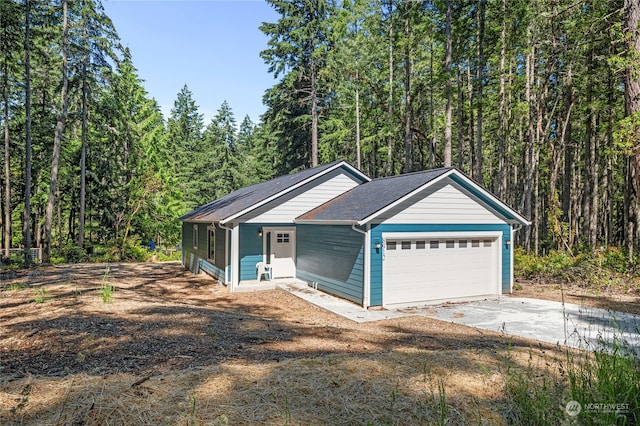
[102,0,280,125]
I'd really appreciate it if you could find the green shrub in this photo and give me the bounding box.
[155,249,181,262]
[60,244,87,263]
[90,239,152,263]
[514,248,543,278]
[100,266,115,303]
[32,287,48,303]
[514,246,639,284]
[600,246,632,274]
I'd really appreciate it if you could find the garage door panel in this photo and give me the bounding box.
[383,237,499,305]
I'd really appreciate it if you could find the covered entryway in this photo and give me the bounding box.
[264,227,296,278]
[382,232,501,305]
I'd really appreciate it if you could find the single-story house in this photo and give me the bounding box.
[179,160,530,308]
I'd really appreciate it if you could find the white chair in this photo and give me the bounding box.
[256,262,273,281]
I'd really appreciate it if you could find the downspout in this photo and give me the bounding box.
[351,223,370,308]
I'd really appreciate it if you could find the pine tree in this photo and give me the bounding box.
[166,84,204,208]
[203,101,245,200]
[261,0,334,169]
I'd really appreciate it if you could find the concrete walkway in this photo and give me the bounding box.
[277,281,409,323]
[278,282,640,354]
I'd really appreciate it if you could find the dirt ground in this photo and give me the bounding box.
[512,277,640,315]
[0,262,636,425]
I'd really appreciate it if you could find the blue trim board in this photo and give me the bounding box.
[369,223,512,306]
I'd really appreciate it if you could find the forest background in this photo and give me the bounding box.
[2,0,640,267]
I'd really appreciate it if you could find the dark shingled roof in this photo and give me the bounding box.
[297,167,454,222]
[179,161,346,223]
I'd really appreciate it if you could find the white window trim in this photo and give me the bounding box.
[193,224,199,249]
[207,225,216,262]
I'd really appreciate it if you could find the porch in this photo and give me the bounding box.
[234,277,308,292]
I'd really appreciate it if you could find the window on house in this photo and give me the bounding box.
[483,240,492,247]
[387,241,397,250]
[446,240,455,248]
[430,241,439,249]
[416,241,426,249]
[277,233,290,243]
[193,225,199,249]
[459,240,468,248]
[401,241,411,250]
[208,228,215,261]
[472,240,480,247]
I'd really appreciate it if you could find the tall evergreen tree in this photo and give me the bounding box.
[202,101,245,200]
[261,0,333,169]
[43,0,71,264]
[166,84,204,208]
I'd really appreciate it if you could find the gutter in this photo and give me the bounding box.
[351,223,366,235]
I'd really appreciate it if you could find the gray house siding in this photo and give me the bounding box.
[296,224,364,304]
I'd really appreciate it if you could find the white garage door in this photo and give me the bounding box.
[382,236,500,305]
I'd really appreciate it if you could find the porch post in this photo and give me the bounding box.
[230,224,240,291]
[363,224,371,308]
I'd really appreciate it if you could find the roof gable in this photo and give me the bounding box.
[296,167,530,226]
[296,168,452,223]
[178,161,369,223]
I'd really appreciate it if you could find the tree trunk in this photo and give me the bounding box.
[428,34,435,169]
[43,0,69,264]
[355,65,361,170]
[22,0,32,265]
[466,59,474,176]
[3,51,10,258]
[310,55,318,168]
[403,1,412,173]
[583,47,598,249]
[551,67,574,251]
[457,68,464,169]
[523,46,535,252]
[475,0,486,183]
[625,0,640,253]
[386,0,394,176]
[497,0,506,197]
[443,0,452,167]
[78,11,88,249]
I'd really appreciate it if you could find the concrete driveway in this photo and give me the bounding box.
[401,297,640,353]
[280,282,639,354]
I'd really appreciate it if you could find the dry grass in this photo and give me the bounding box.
[0,262,569,425]
[2,350,523,425]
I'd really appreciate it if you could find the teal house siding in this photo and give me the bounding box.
[296,224,364,304]
[239,223,264,281]
[181,222,227,282]
[369,223,511,306]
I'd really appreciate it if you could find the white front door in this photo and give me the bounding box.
[266,228,296,278]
